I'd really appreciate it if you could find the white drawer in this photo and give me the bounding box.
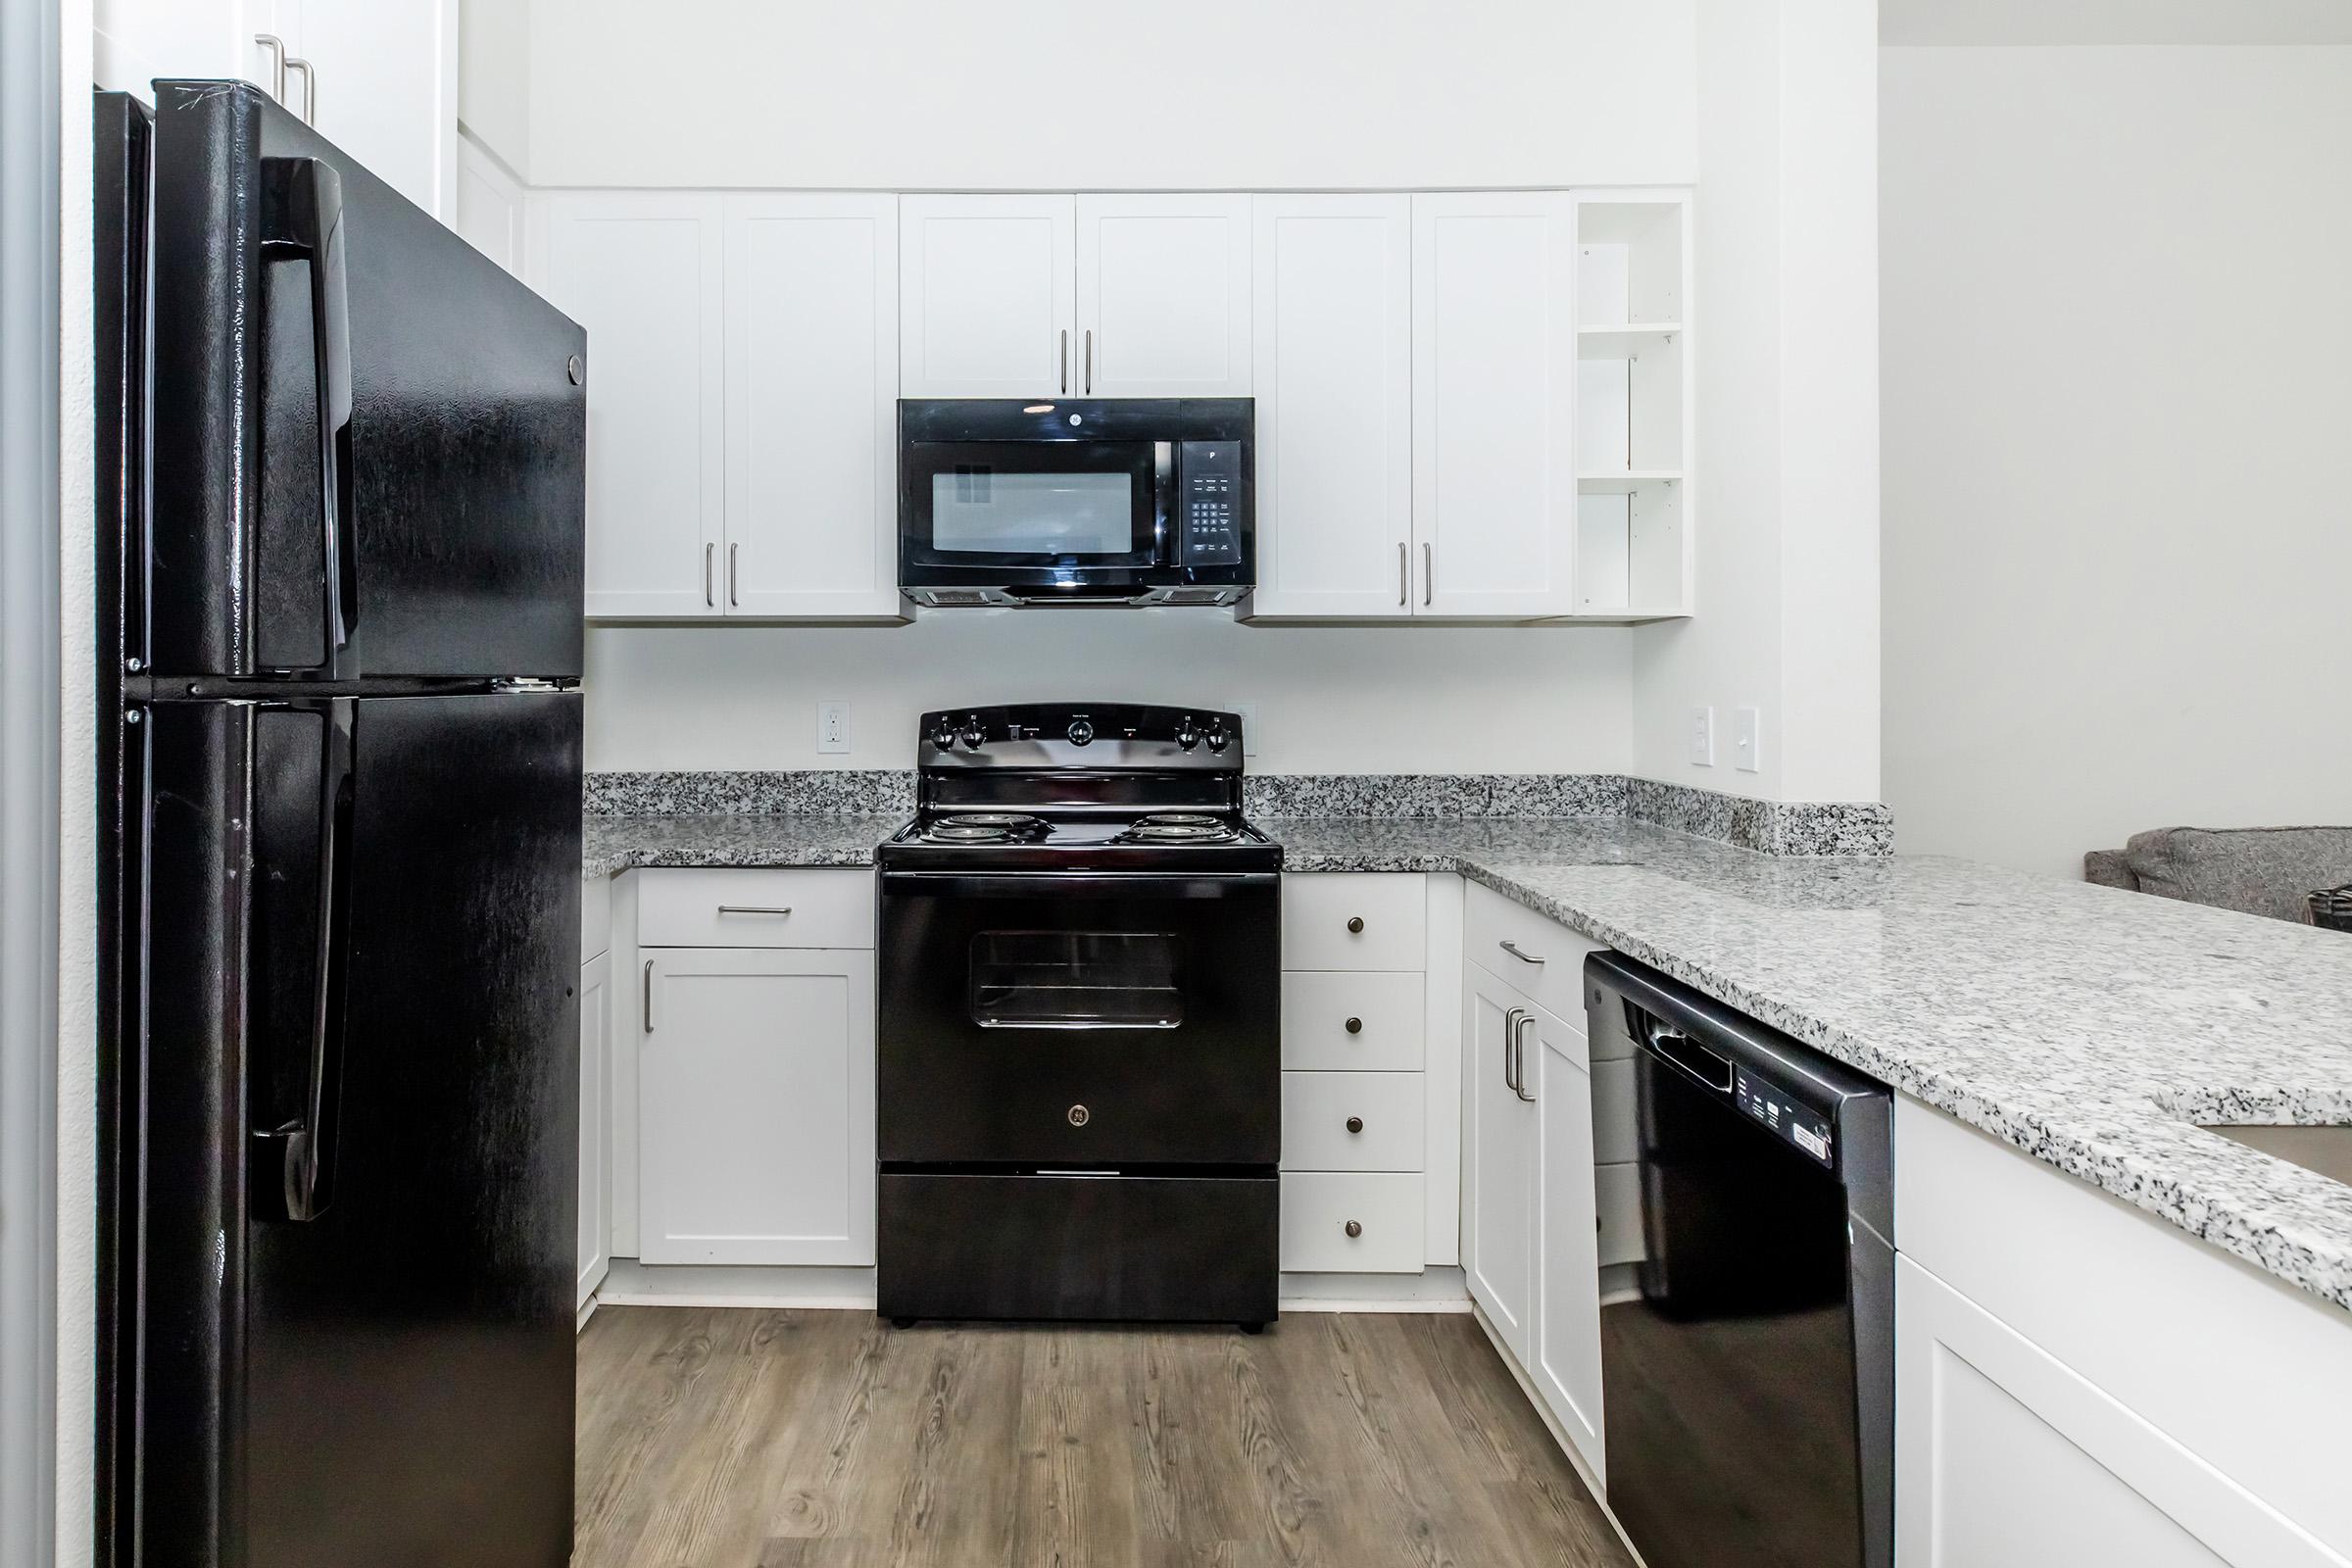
[1465,881,1598,1022]
[580,874,612,964]
[636,868,875,950]
[1591,1054,1638,1165]
[1282,873,1426,971]
[1281,972,1425,1071]
[1280,1172,1425,1273]
[1281,1071,1424,1172]
[1595,1160,1645,1267]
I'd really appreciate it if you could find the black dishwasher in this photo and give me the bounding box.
[1583,952,1893,1568]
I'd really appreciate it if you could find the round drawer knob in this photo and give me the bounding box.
[1345,1220,1362,1238]
[1345,1016,1363,1035]
[1347,916,1365,934]
[1346,1116,1364,1134]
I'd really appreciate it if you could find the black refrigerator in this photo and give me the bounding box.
[93,81,587,1568]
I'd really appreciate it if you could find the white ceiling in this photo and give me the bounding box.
[1882,0,2352,46]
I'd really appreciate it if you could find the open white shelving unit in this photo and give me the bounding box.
[1571,191,1693,619]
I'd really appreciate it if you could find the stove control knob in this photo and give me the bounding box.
[959,714,986,749]
[1066,717,1096,747]
[930,719,957,751]
[1175,716,1200,751]
[1204,722,1231,754]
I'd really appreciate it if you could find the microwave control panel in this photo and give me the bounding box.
[1176,441,1245,567]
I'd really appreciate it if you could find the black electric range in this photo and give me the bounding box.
[875,703,1282,1330]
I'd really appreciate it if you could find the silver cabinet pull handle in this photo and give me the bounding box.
[1502,1006,1523,1092]
[254,33,288,101]
[1422,543,1433,606]
[1060,329,1068,395]
[1499,939,1545,965]
[285,56,317,124]
[705,542,714,607]
[728,543,739,607]
[642,959,655,1033]
[1084,328,1094,394]
[1397,542,1407,607]
[1514,1012,1538,1102]
[1344,1220,1362,1238]
[715,905,793,917]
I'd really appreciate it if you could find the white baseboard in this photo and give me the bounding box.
[595,1258,879,1310]
[1279,1266,1473,1313]
[576,1298,598,1334]
[587,1259,1474,1316]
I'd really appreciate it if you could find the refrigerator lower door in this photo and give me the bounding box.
[135,690,583,1568]
[144,79,585,683]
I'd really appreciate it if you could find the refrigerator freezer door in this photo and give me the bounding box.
[135,690,583,1568]
[145,80,584,682]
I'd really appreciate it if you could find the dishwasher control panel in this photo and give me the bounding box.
[1736,1068,1837,1169]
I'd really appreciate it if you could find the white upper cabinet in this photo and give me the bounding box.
[1075,195,1252,397]
[899,195,1076,398]
[1410,192,1581,618]
[290,0,459,220]
[531,191,726,618]
[1245,195,1412,618]
[454,136,523,275]
[723,194,901,618]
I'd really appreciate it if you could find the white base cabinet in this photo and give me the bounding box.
[637,947,877,1267]
[1462,923,1608,1484]
[576,950,612,1309]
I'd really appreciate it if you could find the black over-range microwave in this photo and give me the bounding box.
[897,398,1253,607]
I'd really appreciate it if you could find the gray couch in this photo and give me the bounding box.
[2084,826,2352,925]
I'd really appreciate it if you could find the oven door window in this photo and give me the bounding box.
[969,931,1183,1030]
[903,440,1162,567]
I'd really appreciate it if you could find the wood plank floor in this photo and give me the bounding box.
[573,1306,1633,1568]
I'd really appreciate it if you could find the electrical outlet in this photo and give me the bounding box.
[816,700,851,756]
[1230,702,1259,758]
[1734,706,1761,773]
[1689,706,1715,767]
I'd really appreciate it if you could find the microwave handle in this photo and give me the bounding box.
[1155,441,1174,564]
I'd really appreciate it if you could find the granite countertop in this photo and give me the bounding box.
[585,809,2352,1315]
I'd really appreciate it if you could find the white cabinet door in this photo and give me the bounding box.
[1464,967,1537,1360]
[900,195,1075,398]
[532,192,725,619]
[281,0,459,220]
[1410,193,1580,617]
[1896,1255,2330,1568]
[1534,1012,1605,1480]
[721,194,901,618]
[577,951,612,1311]
[454,135,522,276]
[638,948,876,1267]
[1075,194,1250,397]
[1246,195,1413,618]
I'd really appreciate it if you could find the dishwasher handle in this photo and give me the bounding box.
[1642,1019,1735,1096]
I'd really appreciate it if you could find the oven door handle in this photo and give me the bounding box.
[881,871,1278,901]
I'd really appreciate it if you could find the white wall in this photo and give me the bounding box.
[1631,0,1882,804]
[586,616,1634,773]
[458,0,530,175]
[524,0,1696,191]
[1881,45,2352,877]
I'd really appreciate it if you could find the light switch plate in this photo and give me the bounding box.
[1734,706,1761,773]
[1689,706,1715,767]
[816,700,851,755]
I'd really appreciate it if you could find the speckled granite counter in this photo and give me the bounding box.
[582,811,906,879]
[586,809,2352,1315]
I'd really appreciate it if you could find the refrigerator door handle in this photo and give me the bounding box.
[261,156,358,679]
[259,699,356,1221]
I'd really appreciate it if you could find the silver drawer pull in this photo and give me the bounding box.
[716,905,793,917]
[1499,938,1545,965]
[1344,1220,1362,1238]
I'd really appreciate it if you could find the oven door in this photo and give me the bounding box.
[899,438,1168,579]
[878,871,1278,1167]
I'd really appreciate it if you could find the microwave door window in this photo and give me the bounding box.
[931,468,1134,556]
